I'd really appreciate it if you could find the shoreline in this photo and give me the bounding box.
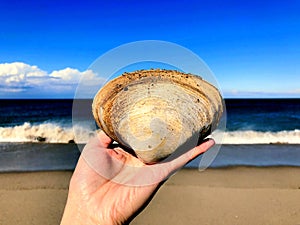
[1,143,300,172]
[0,167,299,225]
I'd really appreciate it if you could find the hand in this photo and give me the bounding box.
[60,131,214,225]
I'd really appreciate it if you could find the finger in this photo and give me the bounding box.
[177,138,215,168]
[80,145,127,182]
[91,145,150,185]
[156,139,215,179]
[118,139,215,187]
[82,131,111,150]
[112,147,145,167]
[75,131,125,183]
[97,130,113,148]
[190,139,215,161]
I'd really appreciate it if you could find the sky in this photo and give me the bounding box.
[0,0,300,98]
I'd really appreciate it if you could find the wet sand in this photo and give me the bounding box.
[0,167,299,225]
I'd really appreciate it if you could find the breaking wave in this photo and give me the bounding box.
[221,130,300,144]
[0,122,95,143]
[0,122,299,144]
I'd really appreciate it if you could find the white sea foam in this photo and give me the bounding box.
[0,122,299,144]
[221,130,300,144]
[0,122,94,143]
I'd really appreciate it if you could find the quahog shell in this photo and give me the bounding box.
[92,69,224,164]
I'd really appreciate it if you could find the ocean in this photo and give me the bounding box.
[0,99,299,171]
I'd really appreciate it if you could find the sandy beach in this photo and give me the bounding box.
[0,167,299,225]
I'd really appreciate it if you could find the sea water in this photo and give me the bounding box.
[0,99,299,171]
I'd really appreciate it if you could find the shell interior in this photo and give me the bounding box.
[92,69,223,163]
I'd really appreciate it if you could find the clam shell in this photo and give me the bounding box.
[92,69,224,164]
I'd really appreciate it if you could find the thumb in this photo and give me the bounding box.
[161,139,215,177]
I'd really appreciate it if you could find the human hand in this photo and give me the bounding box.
[60,131,214,225]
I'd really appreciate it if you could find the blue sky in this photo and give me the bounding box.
[0,0,300,98]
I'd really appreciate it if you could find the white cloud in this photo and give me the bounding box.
[0,62,47,90]
[0,62,47,81]
[1,62,299,99]
[0,62,105,98]
[50,67,82,82]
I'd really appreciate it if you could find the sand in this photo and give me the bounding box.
[0,167,299,225]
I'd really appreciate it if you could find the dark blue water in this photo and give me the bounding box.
[225,99,300,132]
[0,99,74,127]
[1,98,299,131]
[0,98,299,171]
[0,143,299,171]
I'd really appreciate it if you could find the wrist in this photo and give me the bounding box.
[60,198,119,225]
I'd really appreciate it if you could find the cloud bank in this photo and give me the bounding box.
[0,62,104,98]
[1,62,299,98]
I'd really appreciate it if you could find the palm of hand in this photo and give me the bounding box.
[61,131,214,225]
